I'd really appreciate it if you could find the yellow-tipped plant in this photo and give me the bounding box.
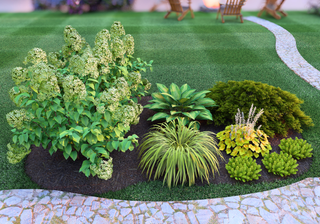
[138,118,224,188]
[217,104,271,158]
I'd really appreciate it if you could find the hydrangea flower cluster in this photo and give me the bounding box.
[7,143,31,164]
[11,67,28,85]
[89,157,113,180]
[6,109,33,130]
[48,52,66,68]
[28,63,60,101]
[62,75,87,103]
[123,34,134,55]
[110,21,125,39]
[23,48,47,65]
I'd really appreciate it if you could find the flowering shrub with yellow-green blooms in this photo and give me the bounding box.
[6,21,153,180]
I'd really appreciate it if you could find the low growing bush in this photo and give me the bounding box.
[6,21,152,179]
[262,152,298,177]
[279,137,313,160]
[206,80,314,137]
[138,118,224,188]
[217,104,271,158]
[225,156,262,182]
[145,83,217,129]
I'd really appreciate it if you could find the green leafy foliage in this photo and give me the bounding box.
[279,137,313,160]
[262,152,299,177]
[225,156,262,182]
[145,83,217,129]
[206,80,314,137]
[138,118,224,188]
[6,21,153,179]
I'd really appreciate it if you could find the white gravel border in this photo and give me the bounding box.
[244,16,320,90]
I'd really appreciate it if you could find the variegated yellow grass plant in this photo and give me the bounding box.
[217,104,271,158]
[138,118,224,188]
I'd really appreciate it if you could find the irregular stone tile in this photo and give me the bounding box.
[259,207,280,223]
[20,209,33,224]
[227,203,239,209]
[264,200,279,212]
[121,208,131,217]
[83,197,95,206]
[188,204,194,210]
[228,209,245,224]
[108,209,119,219]
[75,207,83,216]
[161,203,174,214]
[34,213,46,224]
[210,205,228,213]
[301,188,314,197]
[173,203,187,210]
[281,214,301,224]
[147,202,156,208]
[187,211,198,224]
[0,207,22,217]
[195,209,214,223]
[100,200,113,209]
[241,198,263,207]
[67,216,78,224]
[37,196,50,204]
[174,211,188,223]
[146,217,162,223]
[132,206,140,215]
[139,203,148,213]
[69,196,86,206]
[154,211,165,220]
[247,214,268,224]
[196,200,209,207]
[4,196,22,206]
[91,201,100,210]
[119,201,129,207]
[66,206,77,215]
[0,217,10,223]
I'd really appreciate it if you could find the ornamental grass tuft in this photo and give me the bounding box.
[138,118,224,188]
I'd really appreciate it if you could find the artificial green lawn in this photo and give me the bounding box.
[0,11,320,201]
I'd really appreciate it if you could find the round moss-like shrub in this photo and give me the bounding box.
[279,137,313,160]
[206,80,314,137]
[225,156,262,182]
[262,152,298,177]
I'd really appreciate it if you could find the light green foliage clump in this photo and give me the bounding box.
[279,137,313,160]
[206,80,314,137]
[217,105,271,158]
[145,83,217,129]
[262,152,299,177]
[138,118,224,188]
[6,21,153,180]
[225,156,262,182]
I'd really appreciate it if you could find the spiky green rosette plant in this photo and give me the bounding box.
[225,156,262,182]
[217,104,271,158]
[262,152,299,177]
[6,21,152,180]
[145,83,217,129]
[279,137,313,160]
[138,118,224,188]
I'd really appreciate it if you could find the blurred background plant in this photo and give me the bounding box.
[32,0,134,13]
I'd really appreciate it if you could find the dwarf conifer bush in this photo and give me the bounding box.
[262,152,299,177]
[206,80,314,137]
[6,21,153,180]
[279,137,313,160]
[225,156,262,182]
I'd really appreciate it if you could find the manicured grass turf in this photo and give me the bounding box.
[0,11,319,200]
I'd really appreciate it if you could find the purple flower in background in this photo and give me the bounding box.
[67,0,83,14]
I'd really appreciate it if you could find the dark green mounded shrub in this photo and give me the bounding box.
[225,156,262,182]
[206,80,314,137]
[279,137,313,160]
[262,152,298,177]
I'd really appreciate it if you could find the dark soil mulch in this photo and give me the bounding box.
[25,96,312,195]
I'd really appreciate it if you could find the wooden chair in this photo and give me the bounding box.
[258,0,287,19]
[216,0,246,23]
[164,0,194,21]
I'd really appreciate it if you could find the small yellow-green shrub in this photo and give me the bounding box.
[279,137,313,160]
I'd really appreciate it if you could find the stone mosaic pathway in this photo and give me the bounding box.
[0,178,320,223]
[244,16,320,91]
[1,17,320,223]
